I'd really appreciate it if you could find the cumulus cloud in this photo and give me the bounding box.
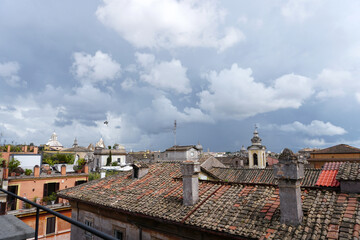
[136,95,212,134]
[0,61,25,87]
[304,138,327,147]
[269,120,347,136]
[96,0,244,51]
[314,69,354,99]
[198,64,313,120]
[281,0,323,23]
[71,51,121,84]
[136,52,191,94]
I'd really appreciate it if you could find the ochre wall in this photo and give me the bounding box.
[310,153,360,159]
[19,208,71,239]
[8,175,88,209]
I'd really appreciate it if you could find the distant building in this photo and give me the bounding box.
[60,138,93,163]
[155,143,203,161]
[0,145,39,162]
[92,138,126,171]
[45,131,63,150]
[308,144,360,168]
[247,127,267,168]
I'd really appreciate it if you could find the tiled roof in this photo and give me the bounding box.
[58,163,360,239]
[166,145,197,151]
[207,167,321,187]
[312,144,360,154]
[323,162,342,170]
[315,162,341,187]
[336,162,360,181]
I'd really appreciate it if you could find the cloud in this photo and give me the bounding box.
[314,69,354,99]
[281,0,323,23]
[0,61,25,87]
[136,52,191,94]
[96,0,244,51]
[71,51,121,84]
[136,95,212,134]
[198,64,313,120]
[304,138,327,147]
[356,92,360,103]
[269,120,347,136]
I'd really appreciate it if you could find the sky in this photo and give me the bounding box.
[1,0,360,153]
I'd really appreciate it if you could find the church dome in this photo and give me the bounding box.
[46,131,63,148]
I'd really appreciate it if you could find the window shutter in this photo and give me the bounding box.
[43,184,48,197]
[55,182,60,192]
[46,217,56,234]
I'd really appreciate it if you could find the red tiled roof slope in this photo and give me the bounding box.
[58,163,360,239]
[315,162,341,187]
[313,144,360,154]
[208,167,321,187]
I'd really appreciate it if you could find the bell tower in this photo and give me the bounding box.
[247,126,267,168]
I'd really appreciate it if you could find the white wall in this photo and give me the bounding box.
[10,154,42,170]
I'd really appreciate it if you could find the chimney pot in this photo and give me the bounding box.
[61,165,66,176]
[132,163,149,179]
[274,148,303,226]
[181,161,200,206]
[34,165,40,177]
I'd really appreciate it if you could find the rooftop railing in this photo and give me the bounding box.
[0,188,117,240]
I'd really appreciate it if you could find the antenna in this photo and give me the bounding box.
[173,120,177,146]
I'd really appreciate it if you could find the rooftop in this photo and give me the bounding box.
[59,162,360,239]
[312,144,360,154]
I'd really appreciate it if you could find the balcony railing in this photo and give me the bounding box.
[0,188,117,240]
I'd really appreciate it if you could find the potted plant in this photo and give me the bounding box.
[48,192,57,205]
[73,158,86,173]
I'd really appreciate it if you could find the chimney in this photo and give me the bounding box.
[274,148,304,226]
[34,147,38,154]
[84,164,89,174]
[24,145,28,153]
[34,165,40,177]
[7,145,10,153]
[132,163,149,179]
[180,161,200,206]
[61,164,66,176]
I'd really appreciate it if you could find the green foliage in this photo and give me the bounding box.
[77,158,86,166]
[48,192,57,201]
[8,158,21,172]
[89,172,100,181]
[108,145,111,149]
[106,170,119,177]
[43,153,75,166]
[111,161,119,166]
[106,151,112,166]
[25,169,32,176]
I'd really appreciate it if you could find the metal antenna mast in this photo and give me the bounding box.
[173,120,177,146]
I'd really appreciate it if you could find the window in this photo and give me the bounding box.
[114,230,123,240]
[43,183,59,198]
[46,217,56,235]
[85,219,93,238]
[117,158,121,163]
[75,180,87,186]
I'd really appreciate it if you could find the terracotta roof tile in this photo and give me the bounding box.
[58,163,360,239]
[313,144,360,154]
[208,167,321,187]
[336,162,360,181]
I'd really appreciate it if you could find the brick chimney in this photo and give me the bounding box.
[7,145,10,153]
[34,165,40,177]
[180,161,200,206]
[274,148,304,226]
[61,164,66,176]
[132,163,149,179]
[83,164,89,174]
